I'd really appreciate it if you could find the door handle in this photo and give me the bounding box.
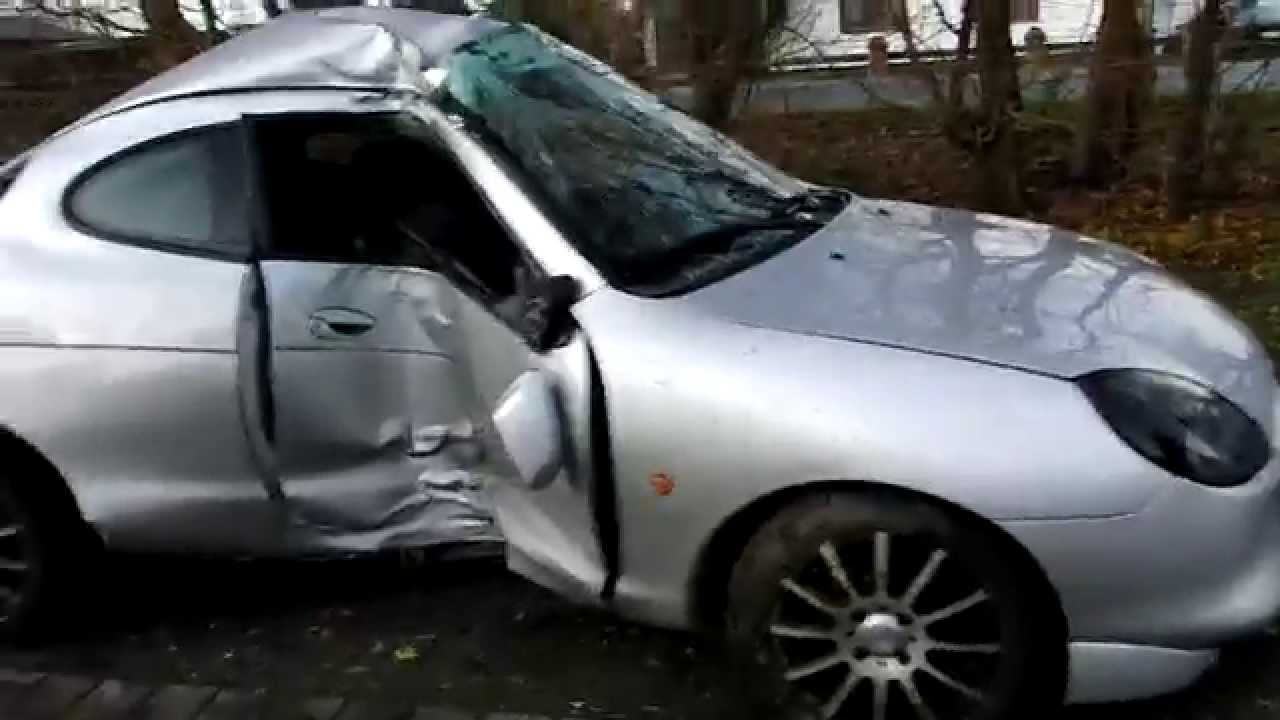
[409,420,479,458]
[309,307,376,340]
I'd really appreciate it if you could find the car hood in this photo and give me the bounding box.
[684,197,1276,425]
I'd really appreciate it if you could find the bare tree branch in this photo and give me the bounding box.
[765,0,831,67]
[23,1,147,36]
[1225,57,1274,94]
[930,0,961,36]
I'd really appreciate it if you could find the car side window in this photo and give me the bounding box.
[253,112,535,309]
[67,126,249,259]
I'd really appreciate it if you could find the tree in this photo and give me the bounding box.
[974,0,1026,214]
[1076,0,1154,184]
[1167,0,1223,220]
[28,0,209,69]
[890,0,1024,214]
[680,0,788,128]
[140,0,204,44]
[488,0,646,75]
[681,0,830,128]
[198,0,221,44]
[489,0,820,129]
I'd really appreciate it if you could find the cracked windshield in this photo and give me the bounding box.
[0,0,1277,718]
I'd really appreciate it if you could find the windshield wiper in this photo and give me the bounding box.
[775,187,852,218]
[621,217,828,286]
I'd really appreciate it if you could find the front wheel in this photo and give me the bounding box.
[725,491,1063,720]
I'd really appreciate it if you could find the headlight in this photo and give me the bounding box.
[1077,369,1271,487]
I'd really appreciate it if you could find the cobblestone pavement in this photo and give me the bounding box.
[0,669,559,720]
[0,555,739,719]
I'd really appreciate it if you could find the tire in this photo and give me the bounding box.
[725,490,1063,720]
[0,473,89,641]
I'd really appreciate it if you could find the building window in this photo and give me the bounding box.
[1012,0,1040,22]
[840,0,902,32]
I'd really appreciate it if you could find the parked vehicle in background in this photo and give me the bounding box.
[2,9,1280,719]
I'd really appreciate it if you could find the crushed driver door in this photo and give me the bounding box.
[246,112,500,552]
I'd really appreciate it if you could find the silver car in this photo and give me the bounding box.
[2,9,1279,719]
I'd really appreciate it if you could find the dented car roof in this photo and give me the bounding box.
[84,8,505,124]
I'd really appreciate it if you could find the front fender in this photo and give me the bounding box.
[574,288,1168,629]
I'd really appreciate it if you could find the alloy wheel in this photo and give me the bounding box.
[0,496,33,627]
[768,531,1007,720]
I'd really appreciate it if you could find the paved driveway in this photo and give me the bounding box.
[0,554,1275,719]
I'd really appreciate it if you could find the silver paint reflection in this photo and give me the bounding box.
[687,198,1273,426]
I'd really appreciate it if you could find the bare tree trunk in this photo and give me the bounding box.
[140,0,205,69]
[947,0,975,110]
[685,0,786,128]
[1077,0,1153,183]
[1167,0,1221,220]
[199,0,219,43]
[686,2,748,128]
[934,0,976,145]
[492,0,645,73]
[904,0,1022,213]
[975,0,1025,215]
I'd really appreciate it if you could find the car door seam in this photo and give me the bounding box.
[0,342,236,354]
[588,347,622,600]
[273,346,454,359]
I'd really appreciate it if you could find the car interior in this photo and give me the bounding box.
[251,112,529,310]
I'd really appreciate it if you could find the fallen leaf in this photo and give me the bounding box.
[393,644,419,663]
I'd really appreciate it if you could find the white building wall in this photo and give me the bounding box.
[0,0,266,38]
[785,0,1201,61]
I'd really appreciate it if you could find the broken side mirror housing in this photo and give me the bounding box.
[491,369,564,491]
[520,274,580,353]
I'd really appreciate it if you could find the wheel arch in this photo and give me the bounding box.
[0,425,93,539]
[689,479,1069,656]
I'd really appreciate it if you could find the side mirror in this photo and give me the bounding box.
[519,274,580,353]
[491,370,564,491]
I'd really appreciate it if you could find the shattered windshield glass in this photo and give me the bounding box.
[437,25,847,296]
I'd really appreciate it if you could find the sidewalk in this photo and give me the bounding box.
[0,670,560,720]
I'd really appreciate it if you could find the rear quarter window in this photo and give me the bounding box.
[65,127,250,260]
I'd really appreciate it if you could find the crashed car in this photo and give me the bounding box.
[3,8,1280,719]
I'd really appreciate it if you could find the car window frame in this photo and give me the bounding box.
[61,122,254,264]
